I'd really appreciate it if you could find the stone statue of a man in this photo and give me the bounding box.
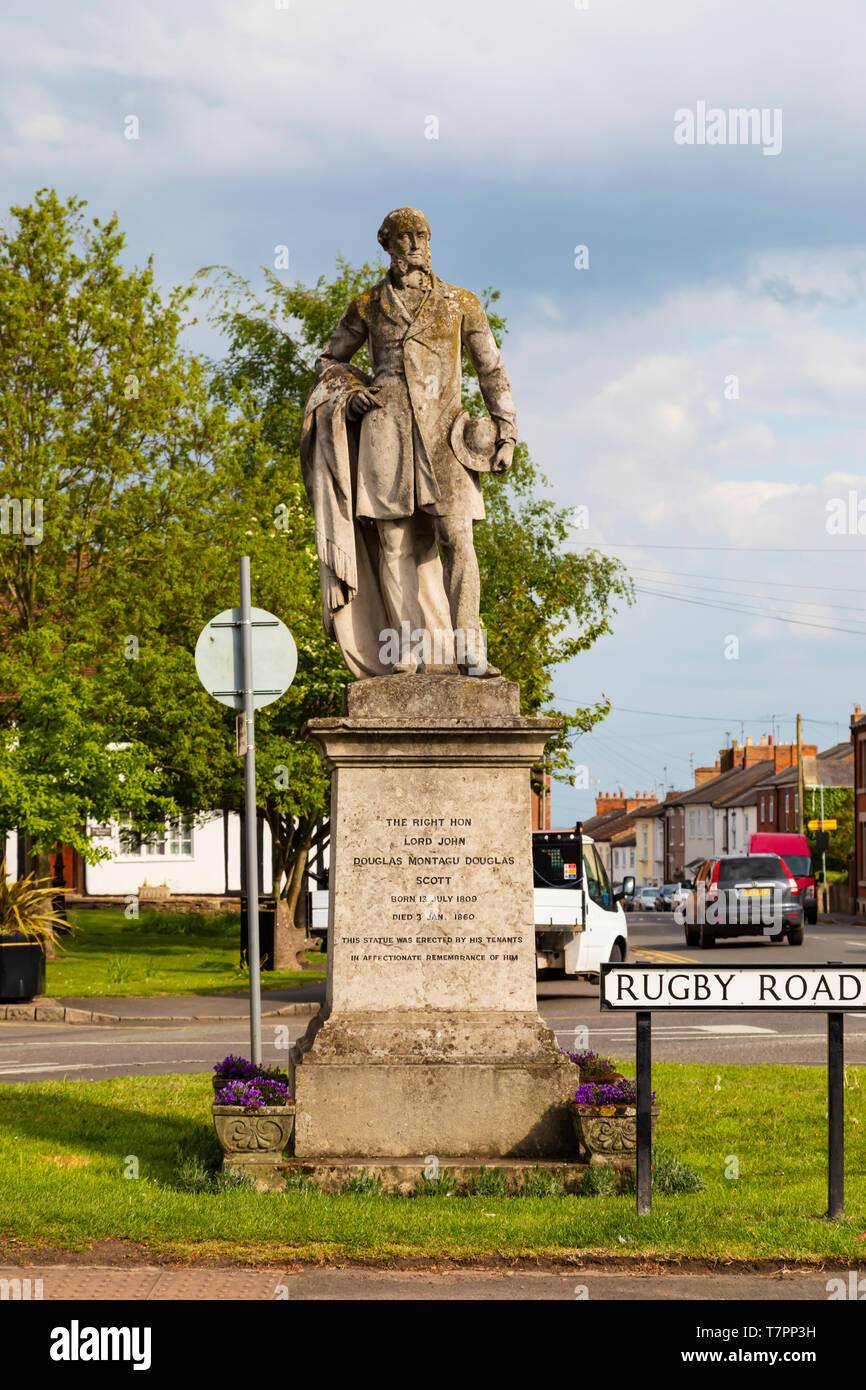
[300,207,517,679]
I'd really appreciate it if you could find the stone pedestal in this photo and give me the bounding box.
[291,676,577,1160]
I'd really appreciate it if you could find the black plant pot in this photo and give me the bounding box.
[0,934,46,1001]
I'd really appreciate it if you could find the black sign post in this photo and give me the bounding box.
[601,962,866,1218]
[828,1012,844,1219]
[636,1011,652,1216]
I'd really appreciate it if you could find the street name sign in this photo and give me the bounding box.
[601,962,858,1220]
[808,818,837,831]
[601,963,866,1011]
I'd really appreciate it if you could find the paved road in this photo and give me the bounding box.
[1,916,864,1081]
[0,1263,846,1300]
[540,913,866,1065]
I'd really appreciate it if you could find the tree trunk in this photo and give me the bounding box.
[269,814,315,971]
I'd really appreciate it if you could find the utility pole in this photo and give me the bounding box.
[820,782,828,913]
[796,713,806,835]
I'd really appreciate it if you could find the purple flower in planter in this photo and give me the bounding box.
[574,1078,656,1106]
[215,1078,292,1110]
[213,1054,258,1081]
[563,1048,618,1076]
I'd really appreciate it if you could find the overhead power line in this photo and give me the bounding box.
[586,541,866,553]
[635,585,866,636]
[628,564,866,602]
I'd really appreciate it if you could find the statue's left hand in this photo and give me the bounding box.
[490,440,515,473]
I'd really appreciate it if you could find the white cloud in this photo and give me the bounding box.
[1,0,864,177]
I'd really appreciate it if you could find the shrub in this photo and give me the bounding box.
[652,1148,705,1195]
[413,1169,455,1196]
[212,1167,255,1192]
[619,1151,704,1196]
[467,1166,510,1198]
[284,1172,320,1195]
[579,1164,619,1197]
[131,911,240,937]
[171,1128,223,1192]
[518,1165,565,1198]
[341,1168,384,1196]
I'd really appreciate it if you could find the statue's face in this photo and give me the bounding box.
[387,225,430,270]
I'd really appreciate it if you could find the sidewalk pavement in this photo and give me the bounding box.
[0,984,325,1026]
[0,1264,841,1301]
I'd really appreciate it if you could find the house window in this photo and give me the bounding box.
[688,810,695,836]
[730,811,737,849]
[118,815,193,858]
[769,792,775,821]
[642,827,648,857]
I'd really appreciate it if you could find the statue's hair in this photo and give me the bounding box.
[377,207,431,250]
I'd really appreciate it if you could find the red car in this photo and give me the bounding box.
[748,832,817,924]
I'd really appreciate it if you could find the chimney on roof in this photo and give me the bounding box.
[760,734,768,746]
[693,765,719,788]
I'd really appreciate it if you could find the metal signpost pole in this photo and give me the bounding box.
[194,572,296,1071]
[828,1013,844,1218]
[636,1011,652,1216]
[827,962,845,1219]
[239,556,262,1066]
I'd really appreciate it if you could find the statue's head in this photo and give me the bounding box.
[378,207,431,275]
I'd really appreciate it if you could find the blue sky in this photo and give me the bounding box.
[3,0,866,823]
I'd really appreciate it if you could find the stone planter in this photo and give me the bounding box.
[213,1103,295,1156]
[213,1103,295,1188]
[571,1101,660,1161]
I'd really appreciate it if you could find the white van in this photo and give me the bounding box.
[533,825,631,979]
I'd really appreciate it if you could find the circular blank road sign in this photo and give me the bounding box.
[194,607,297,711]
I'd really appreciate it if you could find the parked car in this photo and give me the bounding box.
[533,825,631,978]
[655,883,677,911]
[748,832,817,924]
[634,886,660,913]
[679,853,804,948]
[670,881,693,917]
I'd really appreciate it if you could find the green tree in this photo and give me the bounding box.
[0,189,235,876]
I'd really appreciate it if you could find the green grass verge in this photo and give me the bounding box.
[47,910,326,997]
[0,1064,864,1263]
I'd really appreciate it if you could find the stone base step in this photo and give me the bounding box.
[225,1154,637,1194]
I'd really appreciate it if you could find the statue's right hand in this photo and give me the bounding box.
[347,389,378,420]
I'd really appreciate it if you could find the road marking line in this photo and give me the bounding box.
[631,951,699,963]
[693,1025,776,1035]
